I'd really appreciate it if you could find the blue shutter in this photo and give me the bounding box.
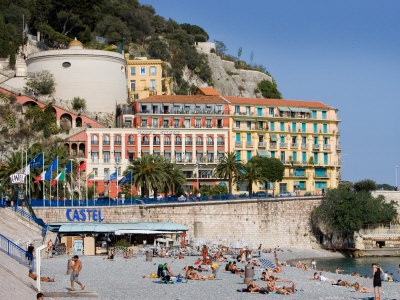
[258,107,262,116]
[323,124,327,133]
[292,122,296,132]
[247,151,251,161]
[236,151,241,161]
[302,152,306,164]
[292,151,297,162]
[236,133,240,142]
[322,111,327,119]
[313,123,317,133]
[271,151,275,158]
[280,122,284,131]
[270,122,275,131]
[312,110,317,119]
[315,168,326,177]
[247,133,251,143]
[314,152,318,164]
[324,153,328,165]
[302,123,306,132]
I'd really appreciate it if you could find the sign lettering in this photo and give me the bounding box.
[66,208,104,222]
[10,174,26,185]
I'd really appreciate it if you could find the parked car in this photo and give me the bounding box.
[304,192,312,196]
[278,192,292,197]
[253,192,274,198]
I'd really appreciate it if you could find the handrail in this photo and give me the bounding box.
[11,207,48,237]
[0,233,34,269]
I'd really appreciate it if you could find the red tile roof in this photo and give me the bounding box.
[138,95,227,104]
[195,87,220,96]
[225,96,331,109]
[67,130,87,142]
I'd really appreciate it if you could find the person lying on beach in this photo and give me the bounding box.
[123,251,132,259]
[29,269,55,282]
[335,267,344,274]
[195,266,209,272]
[105,250,115,260]
[186,266,208,280]
[246,279,262,293]
[229,262,244,274]
[350,272,360,277]
[266,278,295,294]
[252,259,259,266]
[295,261,308,270]
[353,282,373,293]
[332,279,353,287]
[310,272,335,283]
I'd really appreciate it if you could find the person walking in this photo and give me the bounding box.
[311,259,317,270]
[27,243,34,265]
[70,255,85,291]
[372,263,383,300]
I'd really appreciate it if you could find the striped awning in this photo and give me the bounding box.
[278,106,290,112]
[257,150,269,157]
[270,134,277,141]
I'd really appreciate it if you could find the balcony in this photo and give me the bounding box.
[196,142,203,146]
[289,172,307,177]
[142,141,149,145]
[217,141,224,146]
[207,142,213,146]
[323,144,331,150]
[140,124,147,128]
[103,141,110,146]
[154,141,160,146]
[235,141,242,147]
[175,141,182,145]
[246,141,254,147]
[258,142,267,147]
[92,141,99,146]
[163,124,170,128]
[164,141,171,146]
[185,159,193,163]
[195,125,202,128]
[151,124,159,128]
[301,143,308,149]
[127,141,135,146]
[270,142,277,149]
[315,174,330,178]
[217,124,224,128]
[114,141,121,146]
[313,144,321,150]
[291,143,298,148]
[280,142,288,148]
[186,141,193,146]
[206,124,212,128]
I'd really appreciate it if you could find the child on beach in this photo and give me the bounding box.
[311,259,316,270]
[372,263,384,300]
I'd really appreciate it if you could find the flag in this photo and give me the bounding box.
[44,157,58,180]
[15,164,30,175]
[87,170,95,181]
[75,161,86,172]
[29,154,43,169]
[118,172,132,185]
[51,168,65,186]
[34,170,46,183]
[109,172,117,182]
[103,173,110,182]
[65,160,72,173]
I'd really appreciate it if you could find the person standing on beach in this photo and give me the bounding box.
[372,263,383,300]
[70,255,85,291]
[311,259,316,270]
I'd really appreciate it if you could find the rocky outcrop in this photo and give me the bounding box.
[183,48,272,97]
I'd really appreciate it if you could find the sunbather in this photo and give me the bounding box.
[353,282,373,293]
[229,262,244,274]
[29,269,55,282]
[165,263,176,277]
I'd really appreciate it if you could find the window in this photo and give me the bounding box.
[247,133,251,143]
[313,123,317,133]
[246,106,251,115]
[93,168,98,176]
[175,152,182,162]
[165,136,171,145]
[174,119,180,128]
[292,151,297,162]
[269,107,274,117]
[322,111,327,120]
[92,151,99,163]
[154,151,160,157]
[218,152,224,161]
[196,152,203,162]
[324,137,329,145]
[62,62,71,68]
[323,124,327,134]
[280,122,284,131]
[257,107,262,116]
[235,106,240,114]
[115,152,121,163]
[270,121,275,131]
[141,119,147,127]
[302,123,306,132]
[216,105,223,114]
[152,118,158,127]
[206,119,212,128]
[91,135,98,145]
[154,136,160,145]
[236,133,241,142]
[130,80,136,91]
[236,151,241,161]
[207,152,213,162]
[103,135,110,145]
[207,136,213,145]
[163,119,169,127]
[324,153,328,165]
[114,135,121,145]
[128,151,135,162]
[279,183,287,193]
[280,136,285,144]
[140,66,146,75]
[103,151,109,163]
[217,119,223,128]
[302,152,306,164]
[312,110,317,119]
[104,168,110,178]
[186,152,192,162]
[247,150,251,161]
[314,152,318,164]
[184,119,190,128]
[292,122,296,132]
[271,151,275,158]
[150,79,156,91]
[142,136,149,145]
[196,136,203,145]
[313,136,318,145]
[128,135,134,145]
[217,136,224,145]
[149,66,156,75]
[247,121,251,130]
[164,152,171,161]
[186,136,192,145]
[236,121,240,129]
[175,136,182,145]
[195,119,201,127]
[259,135,264,142]
[302,136,307,145]
[130,67,136,75]
[280,151,285,163]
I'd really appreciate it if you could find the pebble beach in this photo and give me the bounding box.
[40,248,400,300]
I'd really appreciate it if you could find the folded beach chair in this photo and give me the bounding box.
[259,259,276,270]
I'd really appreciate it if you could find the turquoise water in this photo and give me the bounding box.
[302,257,400,281]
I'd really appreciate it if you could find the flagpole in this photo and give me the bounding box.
[94,180,96,206]
[49,168,51,207]
[85,178,88,204]
[70,159,73,203]
[56,157,58,207]
[42,152,44,206]
[25,150,27,201]
[130,172,132,205]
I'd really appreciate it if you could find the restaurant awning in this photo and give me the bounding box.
[257,150,269,157]
[289,107,302,112]
[278,106,290,112]
[114,230,178,235]
[300,108,312,113]
[270,134,277,141]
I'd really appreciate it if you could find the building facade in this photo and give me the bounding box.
[125,56,171,102]
[65,91,340,197]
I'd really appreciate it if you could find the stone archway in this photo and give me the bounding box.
[78,143,86,157]
[60,113,73,131]
[76,117,82,127]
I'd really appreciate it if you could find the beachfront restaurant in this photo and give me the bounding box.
[49,222,188,255]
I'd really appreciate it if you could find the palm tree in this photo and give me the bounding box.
[127,154,166,198]
[162,161,186,196]
[0,151,24,193]
[239,161,261,195]
[213,152,243,195]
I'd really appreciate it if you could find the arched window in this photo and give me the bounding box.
[165,136,171,145]
[115,135,121,145]
[217,136,224,145]
[154,136,160,145]
[185,136,192,145]
[128,135,134,145]
[175,136,181,145]
[142,136,149,145]
[103,135,110,145]
[91,135,98,145]
[207,136,213,145]
[196,136,203,145]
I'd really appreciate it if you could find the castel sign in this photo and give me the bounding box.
[66,208,104,222]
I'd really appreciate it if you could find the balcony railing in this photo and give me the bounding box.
[103,141,110,145]
[154,141,160,145]
[127,141,135,145]
[164,141,171,146]
[217,142,224,146]
[163,124,170,128]
[92,141,99,145]
[114,141,121,145]
[207,142,213,146]
[289,172,307,177]
[313,144,321,150]
[270,142,277,149]
[186,141,192,145]
[196,142,203,146]
[246,141,253,147]
[258,142,267,147]
[323,144,331,150]
[315,174,329,178]
[301,143,308,149]
[142,141,149,145]
[291,143,298,148]
[235,141,242,147]
[175,141,182,145]
[280,142,288,148]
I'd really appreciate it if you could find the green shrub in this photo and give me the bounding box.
[115,239,131,247]
[72,97,86,110]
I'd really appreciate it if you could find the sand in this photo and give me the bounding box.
[39,248,400,300]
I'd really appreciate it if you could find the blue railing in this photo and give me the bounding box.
[11,207,48,237]
[0,233,34,269]
[26,193,321,207]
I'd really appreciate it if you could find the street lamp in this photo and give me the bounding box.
[396,166,399,190]
[63,184,66,200]
[114,161,120,201]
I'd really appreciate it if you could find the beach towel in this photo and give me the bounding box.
[259,259,276,270]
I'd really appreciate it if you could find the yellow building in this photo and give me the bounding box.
[225,96,341,195]
[125,56,171,101]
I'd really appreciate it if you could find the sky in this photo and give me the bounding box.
[141,0,400,185]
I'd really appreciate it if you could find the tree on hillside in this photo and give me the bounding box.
[214,40,227,55]
[25,70,56,95]
[213,152,243,195]
[257,79,282,99]
[353,179,377,193]
[72,97,86,111]
[147,36,170,61]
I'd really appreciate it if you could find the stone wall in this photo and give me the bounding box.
[34,197,323,248]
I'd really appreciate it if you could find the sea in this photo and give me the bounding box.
[302,257,400,281]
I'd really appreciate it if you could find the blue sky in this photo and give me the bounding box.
[141,0,400,185]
